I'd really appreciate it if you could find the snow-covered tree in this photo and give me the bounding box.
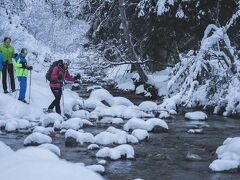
[162,8,240,116]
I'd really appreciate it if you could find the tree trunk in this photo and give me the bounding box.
[118,0,159,98]
[118,0,148,83]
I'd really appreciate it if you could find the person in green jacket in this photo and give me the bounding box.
[14,48,32,103]
[0,37,16,93]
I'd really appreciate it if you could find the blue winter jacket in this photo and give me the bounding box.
[0,53,3,71]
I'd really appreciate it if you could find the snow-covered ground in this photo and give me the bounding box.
[0,141,103,180]
[104,65,171,97]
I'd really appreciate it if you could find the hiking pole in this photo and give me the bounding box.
[61,86,65,116]
[28,70,32,104]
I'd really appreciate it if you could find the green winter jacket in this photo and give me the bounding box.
[14,55,28,77]
[0,45,15,64]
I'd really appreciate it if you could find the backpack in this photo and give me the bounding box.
[45,60,62,81]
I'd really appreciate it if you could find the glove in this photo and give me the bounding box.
[27,66,33,70]
[21,62,27,69]
[4,61,8,66]
[57,74,63,81]
[74,73,81,80]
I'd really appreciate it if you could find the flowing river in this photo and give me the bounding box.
[1,80,240,180]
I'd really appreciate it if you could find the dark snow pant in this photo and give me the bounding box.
[48,88,62,114]
[2,63,15,92]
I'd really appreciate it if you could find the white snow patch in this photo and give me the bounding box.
[0,143,103,180]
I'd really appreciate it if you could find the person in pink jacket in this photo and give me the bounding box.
[47,60,80,114]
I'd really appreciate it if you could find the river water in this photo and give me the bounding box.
[1,81,240,180]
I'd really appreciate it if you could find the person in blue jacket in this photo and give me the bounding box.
[14,48,32,103]
[0,53,3,80]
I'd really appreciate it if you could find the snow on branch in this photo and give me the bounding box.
[157,0,176,16]
[162,9,240,116]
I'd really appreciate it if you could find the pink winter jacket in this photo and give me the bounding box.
[49,66,75,89]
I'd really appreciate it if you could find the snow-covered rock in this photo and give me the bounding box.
[147,118,169,132]
[5,120,18,132]
[210,159,239,172]
[89,111,99,120]
[187,129,203,134]
[4,118,30,132]
[123,106,153,119]
[186,152,202,161]
[61,118,93,130]
[0,143,103,180]
[24,132,52,146]
[209,137,240,171]
[61,118,83,130]
[139,101,158,112]
[136,85,147,95]
[72,110,90,120]
[94,127,138,145]
[38,143,61,156]
[84,98,108,110]
[169,109,177,115]
[92,104,153,120]
[65,129,94,145]
[88,144,100,150]
[33,126,54,136]
[40,113,64,127]
[89,89,114,107]
[94,132,116,145]
[98,160,107,165]
[159,111,171,119]
[106,127,139,144]
[96,144,135,160]
[123,117,168,132]
[185,111,208,121]
[123,118,147,131]
[98,117,124,124]
[113,97,134,107]
[132,129,149,141]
